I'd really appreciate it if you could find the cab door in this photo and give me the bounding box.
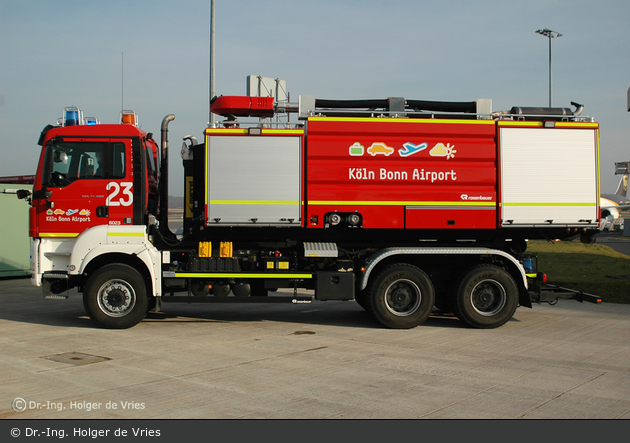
[103,139,135,226]
[36,138,110,238]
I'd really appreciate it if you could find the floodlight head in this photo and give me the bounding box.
[536,28,562,38]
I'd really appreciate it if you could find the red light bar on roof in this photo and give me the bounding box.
[210,96,275,118]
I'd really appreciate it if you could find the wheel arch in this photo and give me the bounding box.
[81,252,155,297]
[360,247,530,307]
[67,225,162,297]
[496,256,531,308]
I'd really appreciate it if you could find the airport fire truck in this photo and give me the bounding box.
[21,96,602,329]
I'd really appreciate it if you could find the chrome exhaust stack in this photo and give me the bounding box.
[160,114,175,235]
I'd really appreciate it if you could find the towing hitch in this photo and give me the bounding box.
[530,284,602,305]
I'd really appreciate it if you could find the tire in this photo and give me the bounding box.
[83,264,148,329]
[367,264,435,329]
[450,265,518,329]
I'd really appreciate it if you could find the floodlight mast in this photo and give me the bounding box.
[536,28,562,107]
[209,0,216,126]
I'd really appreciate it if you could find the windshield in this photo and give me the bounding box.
[42,141,125,187]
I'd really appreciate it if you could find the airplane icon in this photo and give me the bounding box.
[399,142,428,157]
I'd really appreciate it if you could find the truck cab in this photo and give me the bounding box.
[30,108,159,239]
[28,108,161,301]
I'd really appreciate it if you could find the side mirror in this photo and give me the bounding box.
[16,189,32,200]
[32,189,53,200]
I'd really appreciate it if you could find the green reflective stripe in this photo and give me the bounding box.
[172,273,312,279]
[107,232,145,237]
[40,233,79,238]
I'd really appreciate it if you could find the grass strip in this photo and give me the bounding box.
[526,240,630,304]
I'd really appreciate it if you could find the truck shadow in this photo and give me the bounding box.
[139,303,468,330]
[0,296,468,331]
[0,280,469,329]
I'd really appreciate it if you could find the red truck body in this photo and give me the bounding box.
[305,117,498,230]
[23,96,602,330]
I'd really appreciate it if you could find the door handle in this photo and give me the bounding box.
[96,206,108,217]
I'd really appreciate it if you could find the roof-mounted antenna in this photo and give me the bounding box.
[121,52,124,113]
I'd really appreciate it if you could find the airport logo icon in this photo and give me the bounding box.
[349,141,455,158]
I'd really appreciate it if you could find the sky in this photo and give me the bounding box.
[1,0,629,196]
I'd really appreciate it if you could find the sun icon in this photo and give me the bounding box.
[429,143,457,159]
[444,143,456,159]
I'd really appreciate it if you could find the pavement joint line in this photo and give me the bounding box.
[513,371,608,419]
[613,409,630,419]
[416,370,533,419]
[60,345,333,394]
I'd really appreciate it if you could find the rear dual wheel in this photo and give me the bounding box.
[367,264,435,329]
[450,265,518,329]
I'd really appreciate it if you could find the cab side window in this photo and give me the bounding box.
[44,142,125,186]
[146,147,156,176]
[111,143,126,179]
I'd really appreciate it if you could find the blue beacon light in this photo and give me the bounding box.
[63,107,83,126]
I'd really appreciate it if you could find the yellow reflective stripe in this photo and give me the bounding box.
[210,200,299,205]
[107,232,145,237]
[205,129,304,135]
[498,121,543,127]
[263,129,304,135]
[205,134,209,213]
[173,273,313,279]
[40,233,79,238]
[309,116,494,125]
[498,121,599,129]
[206,129,248,134]
[309,200,495,207]
[555,122,598,128]
[503,202,596,207]
[596,128,601,200]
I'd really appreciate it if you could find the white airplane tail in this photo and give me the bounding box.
[614,174,628,197]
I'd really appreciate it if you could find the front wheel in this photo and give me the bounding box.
[450,265,518,329]
[83,264,148,329]
[367,264,435,329]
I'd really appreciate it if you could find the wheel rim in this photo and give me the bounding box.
[470,279,506,316]
[384,279,421,316]
[97,279,136,317]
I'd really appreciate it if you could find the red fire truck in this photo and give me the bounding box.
[20,98,601,329]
